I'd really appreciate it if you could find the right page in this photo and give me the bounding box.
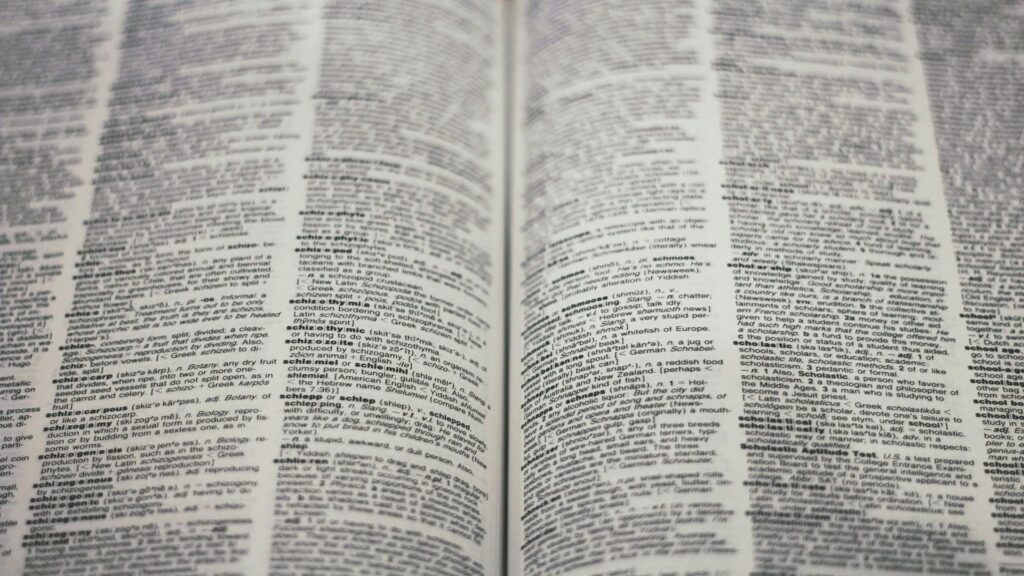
[508,1,1024,574]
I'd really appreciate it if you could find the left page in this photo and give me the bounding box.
[0,1,507,574]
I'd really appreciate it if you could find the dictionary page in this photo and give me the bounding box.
[0,1,507,574]
[509,1,1023,575]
